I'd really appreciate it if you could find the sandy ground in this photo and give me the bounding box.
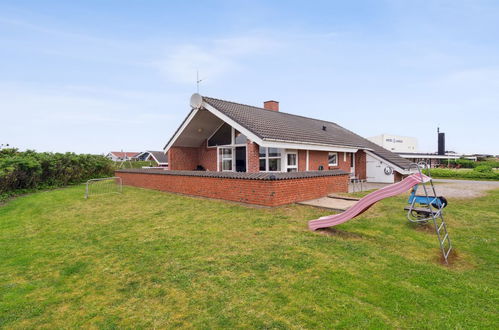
[297,197,357,211]
[353,179,499,199]
[431,179,499,198]
[301,179,499,211]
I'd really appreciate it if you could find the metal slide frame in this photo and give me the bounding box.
[406,162,452,263]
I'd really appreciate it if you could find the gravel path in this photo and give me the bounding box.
[350,179,499,199]
[432,179,499,198]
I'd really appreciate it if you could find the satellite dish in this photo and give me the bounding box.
[384,166,393,175]
[190,93,203,109]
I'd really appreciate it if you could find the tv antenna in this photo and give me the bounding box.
[196,70,204,93]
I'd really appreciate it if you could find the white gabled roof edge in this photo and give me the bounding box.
[202,102,264,144]
[136,151,149,159]
[365,150,411,175]
[164,108,199,153]
[148,152,168,165]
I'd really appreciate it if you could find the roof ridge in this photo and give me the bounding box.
[202,95,341,126]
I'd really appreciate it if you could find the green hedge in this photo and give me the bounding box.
[0,149,114,199]
[423,168,499,181]
[447,158,499,169]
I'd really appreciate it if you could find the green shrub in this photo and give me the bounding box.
[443,158,499,170]
[0,149,114,199]
[479,159,499,169]
[473,165,493,173]
[452,158,475,168]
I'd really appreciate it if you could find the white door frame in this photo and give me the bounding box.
[285,149,298,172]
[350,152,356,175]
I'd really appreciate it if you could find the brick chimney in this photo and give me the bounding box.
[263,100,279,111]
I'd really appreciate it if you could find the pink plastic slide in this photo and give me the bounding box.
[308,173,431,231]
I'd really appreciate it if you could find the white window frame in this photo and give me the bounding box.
[328,152,338,166]
[259,147,283,172]
[350,152,356,174]
[218,147,234,172]
[211,125,248,172]
[286,150,298,172]
[208,125,247,148]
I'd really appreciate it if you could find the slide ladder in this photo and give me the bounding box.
[406,163,452,263]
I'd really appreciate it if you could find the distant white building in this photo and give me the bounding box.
[367,134,418,153]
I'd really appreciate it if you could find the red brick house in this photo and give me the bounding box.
[116,94,412,206]
[164,94,411,180]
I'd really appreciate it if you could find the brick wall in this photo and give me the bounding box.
[247,141,260,173]
[298,150,307,171]
[117,171,349,206]
[169,142,368,180]
[169,147,199,170]
[394,171,407,182]
[328,152,350,172]
[308,150,328,171]
[355,150,367,179]
[198,142,217,171]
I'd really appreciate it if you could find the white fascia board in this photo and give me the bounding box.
[163,109,199,153]
[136,151,149,159]
[149,153,160,164]
[365,150,410,174]
[260,140,359,153]
[398,154,461,160]
[202,102,264,144]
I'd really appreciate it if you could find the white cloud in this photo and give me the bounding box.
[154,35,281,84]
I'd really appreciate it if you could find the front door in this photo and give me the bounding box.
[235,147,246,172]
[350,152,356,176]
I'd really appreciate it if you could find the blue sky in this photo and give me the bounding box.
[1,0,498,154]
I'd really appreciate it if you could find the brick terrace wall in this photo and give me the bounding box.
[117,171,348,206]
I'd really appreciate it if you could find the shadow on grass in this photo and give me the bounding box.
[406,221,434,233]
[315,227,364,240]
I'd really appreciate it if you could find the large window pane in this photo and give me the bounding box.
[222,159,232,171]
[219,147,233,171]
[268,158,281,171]
[287,154,297,166]
[328,152,338,166]
[259,159,266,171]
[234,130,247,144]
[208,123,232,146]
[268,148,281,157]
[259,146,267,158]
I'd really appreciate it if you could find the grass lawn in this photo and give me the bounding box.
[1,186,498,328]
